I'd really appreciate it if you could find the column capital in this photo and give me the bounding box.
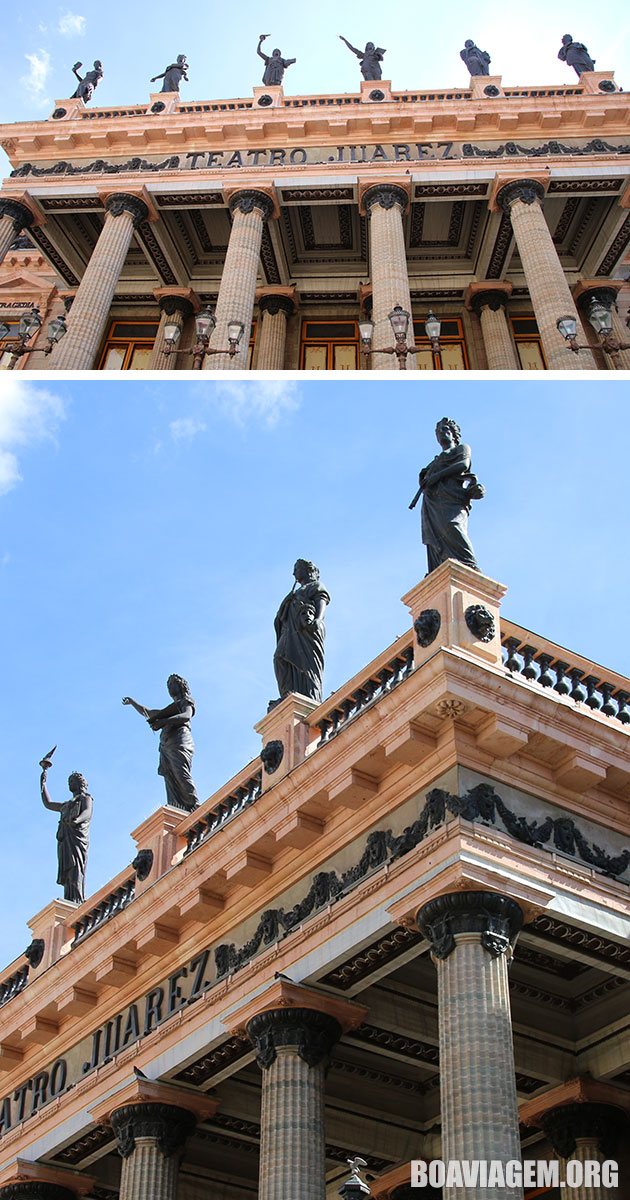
[104,193,149,227]
[0,1161,94,1199]
[362,183,409,217]
[572,279,621,314]
[465,280,513,315]
[539,1102,628,1160]
[0,198,35,233]
[153,287,200,317]
[110,1101,196,1158]
[226,978,367,1067]
[258,293,295,317]
[416,890,523,960]
[496,177,546,213]
[228,189,275,221]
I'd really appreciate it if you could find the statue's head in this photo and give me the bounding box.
[365,42,375,52]
[293,559,319,583]
[562,34,572,45]
[435,417,461,447]
[464,39,475,49]
[272,48,281,57]
[94,60,102,71]
[177,55,187,66]
[167,673,193,704]
[68,772,88,794]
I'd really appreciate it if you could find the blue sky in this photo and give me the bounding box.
[0,377,629,967]
[2,0,629,176]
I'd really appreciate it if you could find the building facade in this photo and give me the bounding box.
[0,561,628,1200]
[0,69,630,371]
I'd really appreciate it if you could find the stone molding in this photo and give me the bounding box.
[0,1187,75,1200]
[104,194,149,228]
[228,190,274,221]
[540,1102,628,1159]
[246,1007,342,1070]
[496,178,546,212]
[416,890,524,959]
[0,199,34,233]
[110,1102,196,1159]
[363,184,409,216]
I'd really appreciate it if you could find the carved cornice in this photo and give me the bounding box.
[417,890,524,960]
[363,184,408,216]
[104,194,149,228]
[258,294,294,318]
[0,199,35,233]
[496,178,546,212]
[0,1190,75,1200]
[246,1008,341,1070]
[110,1102,196,1158]
[540,1102,628,1159]
[228,190,274,221]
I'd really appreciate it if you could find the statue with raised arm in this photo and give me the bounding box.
[460,39,491,77]
[39,747,92,904]
[71,60,103,103]
[339,35,386,82]
[558,35,595,77]
[409,418,485,575]
[256,35,296,87]
[122,675,199,812]
[150,55,189,93]
[273,560,330,704]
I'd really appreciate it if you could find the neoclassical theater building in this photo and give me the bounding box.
[0,561,629,1200]
[0,63,630,371]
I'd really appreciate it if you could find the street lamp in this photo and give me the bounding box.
[557,295,630,367]
[164,305,245,370]
[0,307,67,369]
[360,307,443,369]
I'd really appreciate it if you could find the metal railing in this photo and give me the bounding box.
[0,963,29,1010]
[184,770,263,856]
[501,628,630,727]
[72,875,136,947]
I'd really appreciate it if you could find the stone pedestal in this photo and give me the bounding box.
[496,179,595,370]
[146,91,180,116]
[362,184,415,370]
[401,560,507,671]
[254,693,317,792]
[417,892,524,1200]
[360,79,393,102]
[26,899,76,977]
[465,281,519,370]
[49,193,149,370]
[469,75,504,99]
[578,71,620,95]
[206,190,274,370]
[130,807,184,894]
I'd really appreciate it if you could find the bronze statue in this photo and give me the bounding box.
[410,418,484,575]
[273,560,330,704]
[339,36,386,81]
[71,60,103,103]
[460,40,491,76]
[122,676,199,812]
[151,55,189,93]
[39,747,93,904]
[256,35,296,87]
[558,35,595,77]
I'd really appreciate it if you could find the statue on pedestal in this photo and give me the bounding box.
[71,60,103,103]
[410,418,484,575]
[256,35,296,87]
[460,40,491,76]
[339,36,386,81]
[150,55,189,93]
[122,675,199,811]
[558,35,595,77]
[39,747,92,904]
[273,560,330,704]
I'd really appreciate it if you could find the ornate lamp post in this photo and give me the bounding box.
[0,307,67,369]
[163,305,245,369]
[557,292,630,368]
[360,306,442,370]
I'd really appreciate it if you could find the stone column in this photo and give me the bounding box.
[540,1103,626,1199]
[150,291,196,370]
[0,199,34,262]
[247,1007,340,1200]
[111,1102,195,1200]
[364,185,415,371]
[466,282,519,370]
[206,190,274,370]
[49,193,148,371]
[497,180,595,370]
[256,294,295,369]
[417,891,524,1200]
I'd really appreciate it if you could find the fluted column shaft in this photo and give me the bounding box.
[247,1007,341,1200]
[49,194,148,371]
[0,200,34,262]
[111,1101,196,1200]
[256,296,293,369]
[206,191,273,370]
[417,892,524,1200]
[498,181,594,370]
[540,1102,626,1199]
[470,291,519,369]
[609,308,630,369]
[150,296,194,370]
[365,186,415,370]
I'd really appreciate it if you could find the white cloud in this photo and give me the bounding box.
[0,379,65,496]
[58,11,86,35]
[20,49,52,107]
[169,416,207,441]
[214,380,300,427]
